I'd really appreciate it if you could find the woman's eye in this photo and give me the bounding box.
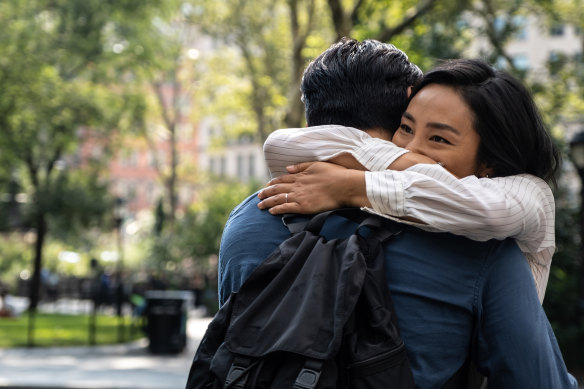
[429,135,451,144]
[399,124,413,134]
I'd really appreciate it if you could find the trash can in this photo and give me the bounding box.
[144,290,193,354]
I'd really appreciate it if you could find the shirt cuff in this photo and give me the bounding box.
[365,170,406,217]
[354,137,410,171]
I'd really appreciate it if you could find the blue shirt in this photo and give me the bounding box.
[218,193,577,389]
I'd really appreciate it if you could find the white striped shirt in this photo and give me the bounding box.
[264,125,555,302]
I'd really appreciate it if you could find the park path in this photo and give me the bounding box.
[0,297,212,389]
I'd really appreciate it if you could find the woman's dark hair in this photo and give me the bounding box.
[410,59,560,184]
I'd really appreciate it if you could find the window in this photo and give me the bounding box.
[126,182,137,202]
[512,54,529,71]
[548,51,560,62]
[493,16,505,33]
[494,56,508,70]
[180,186,193,205]
[513,16,527,40]
[219,157,226,176]
[91,145,102,159]
[177,123,193,140]
[129,151,139,167]
[148,151,157,168]
[145,182,155,204]
[119,150,138,167]
[550,23,564,36]
[237,154,244,178]
[209,157,216,175]
[248,154,256,178]
[177,95,191,117]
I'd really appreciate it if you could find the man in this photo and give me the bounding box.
[218,39,577,387]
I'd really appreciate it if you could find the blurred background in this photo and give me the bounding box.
[0,0,583,380]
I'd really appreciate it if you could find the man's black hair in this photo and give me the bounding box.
[300,37,422,134]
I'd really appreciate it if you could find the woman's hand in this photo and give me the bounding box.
[258,161,369,215]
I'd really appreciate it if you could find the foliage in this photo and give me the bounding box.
[114,1,200,224]
[189,0,310,141]
[184,0,484,143]
[0,235,33,291]
[0,313,142,348]
[546,179,584,369]
[144,180,259,280]
[457,6,584,370]
[0,0,179,310]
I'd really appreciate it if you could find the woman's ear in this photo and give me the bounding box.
[407,86,413,98]
[478,164,495,178]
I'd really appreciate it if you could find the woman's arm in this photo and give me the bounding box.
[261,125,555,300]
[259,163,552,248]
[258,164,555,301]
[264,125,426,177]
[263,126,552,248]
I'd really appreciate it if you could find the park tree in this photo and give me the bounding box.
[462,0,584,368]
[117,1,200,227]
[0,0,171,318]
[189,0,477,146]
[144,179,258,311]
[327,0,441,42]
[189,0,320,142]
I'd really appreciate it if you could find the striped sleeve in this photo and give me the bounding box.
[263,125,407,178]
[364,166,555,302]
[264,125,555,301]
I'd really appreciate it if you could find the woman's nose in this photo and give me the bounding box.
[404,138,424,155]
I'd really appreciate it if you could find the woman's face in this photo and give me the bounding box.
[393,84,489,178]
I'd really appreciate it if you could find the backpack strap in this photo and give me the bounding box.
[281,213,312,234]
[225,356,257,389]
[293,359,323,389]
[282,208,399,239]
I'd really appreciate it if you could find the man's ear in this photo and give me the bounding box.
[407,86,413,98]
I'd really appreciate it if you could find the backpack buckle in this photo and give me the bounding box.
[225,360,250,388]
[293,360,322,389]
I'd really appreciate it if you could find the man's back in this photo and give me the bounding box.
[218,193,576,388]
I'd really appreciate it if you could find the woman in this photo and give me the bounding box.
[258,59,560,302]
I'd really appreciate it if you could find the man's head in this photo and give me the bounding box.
[300,37,422,134]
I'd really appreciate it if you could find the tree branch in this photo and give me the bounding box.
[152,81,174,130]
[238,39,268,142]
[45,144,63,178]
[327,0,348,40]
[478,0,519,70]
[350,0,365,27]
[376,0,440,42]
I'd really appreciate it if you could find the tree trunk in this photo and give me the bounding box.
[284,0,315,129]
[29,211,46,311]
[327,0,352,41]
[284,33,307,128]
[168,121,178,226]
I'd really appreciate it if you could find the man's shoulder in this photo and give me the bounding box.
[219,191,293,304]
[226,191,282,229]
[222,191,291,252]
[229,191,262,217]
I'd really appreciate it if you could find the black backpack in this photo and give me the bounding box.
[186,208,414,389]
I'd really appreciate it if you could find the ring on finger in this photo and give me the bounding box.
[285,193,289,203]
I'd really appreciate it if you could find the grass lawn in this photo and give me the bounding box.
[0,312,145,348]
